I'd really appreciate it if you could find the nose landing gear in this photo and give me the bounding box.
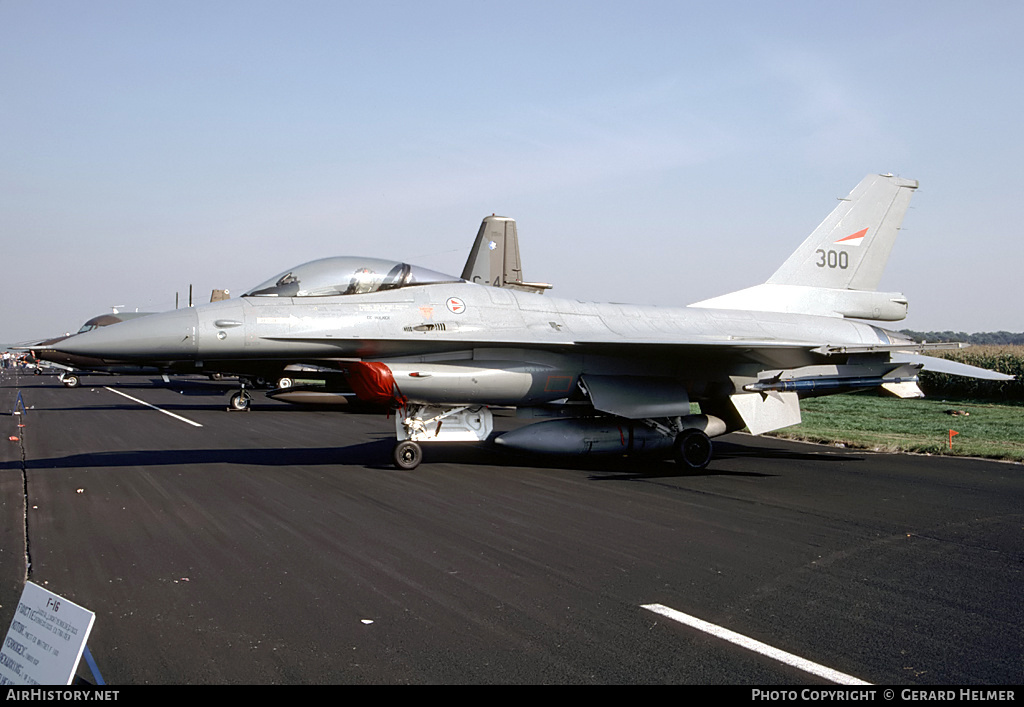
[228,381,252,412]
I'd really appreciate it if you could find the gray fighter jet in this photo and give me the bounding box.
[26,291,228,387]
[51,174,1011,469]
[266,214,553,407]
[24,311,158,387]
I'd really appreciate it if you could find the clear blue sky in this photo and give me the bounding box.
[2,0,1022,342]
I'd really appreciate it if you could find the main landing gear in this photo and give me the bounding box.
[393,440,423,470]
[673,429,713,470]
[388,406,716,471]
[391,404,494,470]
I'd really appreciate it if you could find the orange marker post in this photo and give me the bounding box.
[948,429,959,450]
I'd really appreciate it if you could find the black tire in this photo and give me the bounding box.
[229,392,251,411]
[673,429,713,469]
[62,374,80,388]
[393,440,422,470]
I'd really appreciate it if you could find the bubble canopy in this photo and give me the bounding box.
[242,257,462,298]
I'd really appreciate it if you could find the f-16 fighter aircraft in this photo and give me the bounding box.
[24,311,157,387]
[51,174,1011,469]
[266,213,553,407]
[25,292,227,388]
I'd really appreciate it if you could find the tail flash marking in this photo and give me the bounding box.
[835,228,869,246]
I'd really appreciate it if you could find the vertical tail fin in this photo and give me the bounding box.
[767,173,918,290]
[690,174,917,321]
[462,215,552,294]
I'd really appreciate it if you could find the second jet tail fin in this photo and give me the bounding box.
[690,173,918,321]
[462,216,552,294]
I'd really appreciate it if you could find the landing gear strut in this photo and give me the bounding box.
[391,404,494,470]
[228,381,252,411]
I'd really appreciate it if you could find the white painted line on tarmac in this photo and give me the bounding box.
[641,603,870,685]
[103,387,204,428]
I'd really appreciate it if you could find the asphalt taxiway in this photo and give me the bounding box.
[1,371,1021,684]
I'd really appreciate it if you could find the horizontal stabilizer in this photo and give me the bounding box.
[892,353,1015,381]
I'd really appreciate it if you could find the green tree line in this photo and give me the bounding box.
[917,347,1024,402]
[900,330,1024,345]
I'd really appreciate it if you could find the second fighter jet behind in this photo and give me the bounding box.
[52,174,1011,469]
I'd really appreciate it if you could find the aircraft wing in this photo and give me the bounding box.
[260,330,1019,379]
[259,332,832,368]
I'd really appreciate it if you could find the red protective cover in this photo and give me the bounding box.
[345,361,405,405]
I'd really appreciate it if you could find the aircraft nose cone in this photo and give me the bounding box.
[52,308,199,360]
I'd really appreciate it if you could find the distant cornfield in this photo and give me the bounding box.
[917,345,1024,401]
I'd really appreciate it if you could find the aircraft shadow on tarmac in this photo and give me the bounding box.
[10,441,393,472]
[490,439,864,480]
[5,437,864,478]
[33,376,242,396]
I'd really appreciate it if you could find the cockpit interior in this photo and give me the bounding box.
[243,257,462,298]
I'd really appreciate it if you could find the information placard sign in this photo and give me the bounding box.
[0,582,96,685]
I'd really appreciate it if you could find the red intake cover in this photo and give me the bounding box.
[345,361,405,405]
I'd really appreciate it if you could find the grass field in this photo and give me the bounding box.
[768,393,1024,463]
[918,344,1024,402]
